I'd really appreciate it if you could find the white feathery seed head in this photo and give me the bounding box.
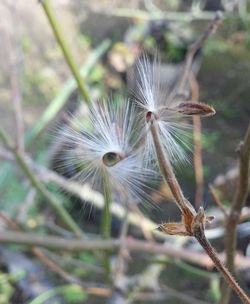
[133,54,193,165]
[58,99,157,205]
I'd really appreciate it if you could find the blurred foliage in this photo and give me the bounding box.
[29,284,88,304]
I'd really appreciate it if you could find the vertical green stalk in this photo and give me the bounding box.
[40,0,91,104]
[101,173,112,277]
[101,174,112,239]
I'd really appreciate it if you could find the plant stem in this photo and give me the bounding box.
[40,0,91,104]
[194,226,250,304]
[221,124,250,304]
[0,128,13,148]
[25,39,110,145]
[14,150,83,236]
[101,174,112,277]
[101,175,112,239]
[149,119,196,216]
[149,117,250,304]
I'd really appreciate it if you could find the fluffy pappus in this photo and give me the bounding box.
[57,99,158,206]
[132,54,193,165]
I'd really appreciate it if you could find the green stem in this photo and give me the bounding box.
[15,150,83,236]
[25,39,110,145]
[0,128,13,148]
[40,0,91,104]
[101,175,112,238]
[101,174,112,277]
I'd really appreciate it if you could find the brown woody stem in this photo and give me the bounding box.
[222,124,250,304]
[195,228,250,304]
[149,116,250,304]
[149,117,196,216]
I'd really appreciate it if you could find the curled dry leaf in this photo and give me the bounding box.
[158,222,190,236]
[159,207,214,237]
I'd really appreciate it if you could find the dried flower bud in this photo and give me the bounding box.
[173,102,216,117]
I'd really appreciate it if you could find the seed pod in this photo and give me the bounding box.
[102,152,124,167]
[173,102,216,117]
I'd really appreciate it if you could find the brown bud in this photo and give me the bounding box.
[173,102,216,117]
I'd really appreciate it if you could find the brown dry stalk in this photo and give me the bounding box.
[209,184,228,217]
[177,11,223,95]
[149,115,196,217]
[189,74,204,208]
[195,229,250,304]
[148,115,250,304]
[176,12,223,209]
[221,124,250,304]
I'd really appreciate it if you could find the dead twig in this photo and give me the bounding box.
[221,124,250,304]
[0,213,95,294]
[113,208,130,287]
[189,73,204,208]
[1,230,250,270]
[209,184,228,217]
[177,11,223,95]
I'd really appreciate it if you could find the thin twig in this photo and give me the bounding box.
[15,188,37,223]
[101,174,112,278]
[5,6,24,152]
[177,11,223,96]
[96,7,244,22]
[221,124,250,304]
[0,213,84,287]
[102,174,112,239]
[194,221,250,304]
[189,74,204,207]
[148,115,250,303]
[113,208,129,287]
[149,117,196,218]
[128,203,154,241]
[1,230,250,269]
[209,184,228,217]
[32,247,83,285]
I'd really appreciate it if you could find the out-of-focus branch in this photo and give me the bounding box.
[209,184,228,217]
[1,230,250,270]
[189,73,204,207]
[0,213,84,288]
[40,0,91,104]
[111,209,129,298]
[221,124,250,304]
[7,4,24,152]
[177,11,223,95]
